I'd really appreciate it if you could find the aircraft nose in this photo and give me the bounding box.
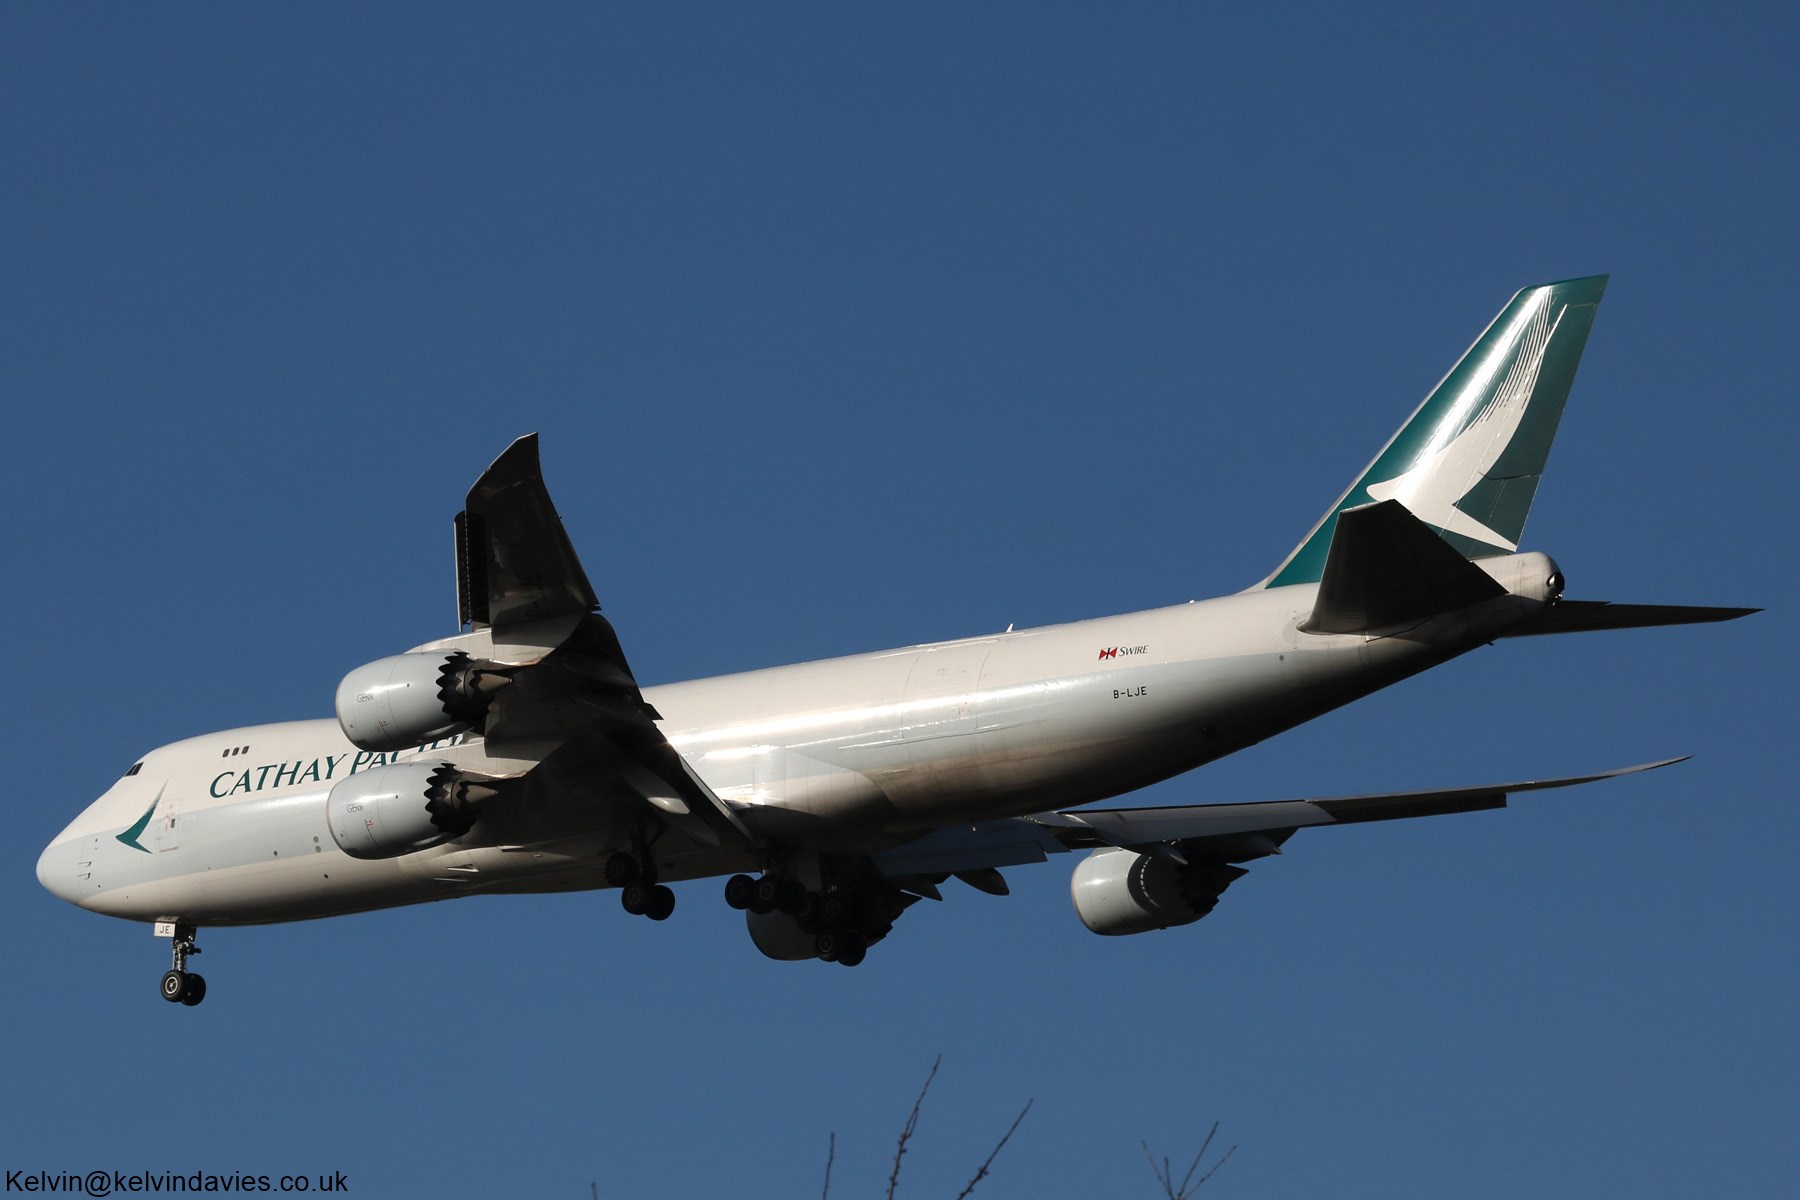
[36,838,85,906]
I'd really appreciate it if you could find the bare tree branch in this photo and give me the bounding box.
[1142,1123,1236,1199]
[885,1054,941,1199]
[1175,1122,1218,1196]
[949,1098,1033,1200]
[1142,1141,1173,1200]
[820,1131,835,1200]
[1187,1142,1235,1194]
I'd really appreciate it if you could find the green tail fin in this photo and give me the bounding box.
[1262,275,1608,589]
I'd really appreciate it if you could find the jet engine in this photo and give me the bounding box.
[1069,847,1248,936]
[335,651,507,752]
[325,761,495,859]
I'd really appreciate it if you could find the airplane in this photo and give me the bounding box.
[37,274,1755,1005]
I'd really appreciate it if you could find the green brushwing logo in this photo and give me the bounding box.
[116,790,161,854]
[1264,275,1607,588]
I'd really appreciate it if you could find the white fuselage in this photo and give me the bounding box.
[36,562,1555,927]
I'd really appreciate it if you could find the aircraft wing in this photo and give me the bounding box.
[870,758,1683,885]
[522,718,754,849]
[450,435,754,849]
[1026,757,1684,854]
[456,434,600,629]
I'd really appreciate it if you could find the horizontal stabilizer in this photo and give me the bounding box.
[1501,600,1760,637]
[1300,499,1505,634]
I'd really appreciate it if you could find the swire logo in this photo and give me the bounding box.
[1097,645,1148,660]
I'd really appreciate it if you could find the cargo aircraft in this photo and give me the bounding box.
[38,275,1754,1004]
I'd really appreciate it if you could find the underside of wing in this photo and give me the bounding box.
[1029,756,1685,852]
[860,758,1686,936]
[426,437,756,857]
[456,433,600,629]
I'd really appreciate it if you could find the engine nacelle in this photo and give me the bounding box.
[1070,847,1246,936]
[336,651,500,752]
[745,909,819,961]
[325,761,488,859]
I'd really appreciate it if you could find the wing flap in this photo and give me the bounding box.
[869,821,1061,877]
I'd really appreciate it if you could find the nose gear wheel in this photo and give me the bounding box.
[159,924,207,1006]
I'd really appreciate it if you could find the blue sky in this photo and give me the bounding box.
[5,5,1795,1196]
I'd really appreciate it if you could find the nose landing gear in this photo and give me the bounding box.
[158,923,206,1006]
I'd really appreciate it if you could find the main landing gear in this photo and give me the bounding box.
[725,873,890,967]
[159,924,206,1006]
[606,851,675,921]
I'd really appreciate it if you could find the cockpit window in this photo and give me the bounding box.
[124,762,143,777]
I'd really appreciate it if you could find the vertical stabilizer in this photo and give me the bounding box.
[1262,275,1607,588]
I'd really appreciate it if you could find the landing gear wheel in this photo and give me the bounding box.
[820,890,860,924]
[792,890,821,923]
[746,884,776,916]
[159,924,205,1007]
[620,882,650,916]
[161,969,187,1003]
[644,885,676,921]
[774,878,808,915]
[604,852,640,888]
[723,874,756,911]
[834,934,867,968]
